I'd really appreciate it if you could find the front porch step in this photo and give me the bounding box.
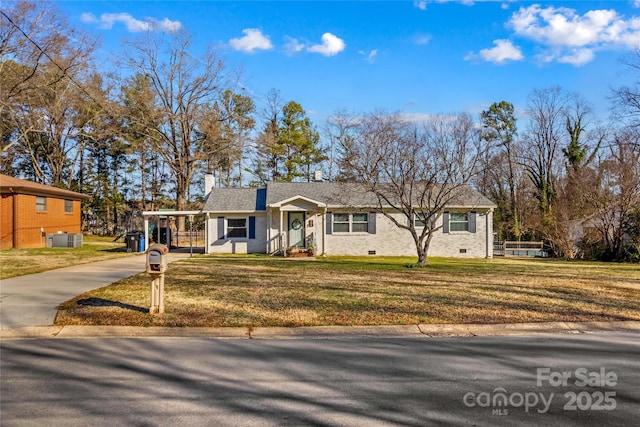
[285,247,314,257]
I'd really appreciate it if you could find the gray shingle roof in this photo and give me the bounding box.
[203,187,266,212]
[203,182,495,212]
[265,182,379,207]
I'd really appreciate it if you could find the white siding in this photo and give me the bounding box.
[207,214,267,254]
[208,208,493,258]
[325,209,493,258]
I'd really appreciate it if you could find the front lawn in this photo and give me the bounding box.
[55,256,640,327]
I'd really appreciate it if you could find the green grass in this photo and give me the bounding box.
[55,256,640,327]
[0,235,135,279]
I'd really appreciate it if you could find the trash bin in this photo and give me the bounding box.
[139,233,146,252]
[126,232,143,252]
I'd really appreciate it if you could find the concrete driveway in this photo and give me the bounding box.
[0,253,189,330]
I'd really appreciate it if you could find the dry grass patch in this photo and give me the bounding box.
[55,256,640,327]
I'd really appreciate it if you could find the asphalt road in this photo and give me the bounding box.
[1,331,638,426]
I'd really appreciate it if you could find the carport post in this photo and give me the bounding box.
[144,217,149,252]
[188,214,194,257]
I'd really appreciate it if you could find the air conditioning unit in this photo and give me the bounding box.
[67,233,83,248]
[46,233,83,248]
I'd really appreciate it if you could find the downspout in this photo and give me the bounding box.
[322,206,327,256]
[11,188,17,249]
[266,208,271,254]
[279,209,283,255]
[486,209,491,259]
[205,212,210,254]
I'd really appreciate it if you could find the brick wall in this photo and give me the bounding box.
[1,193,83,249]
[0,194,14,249]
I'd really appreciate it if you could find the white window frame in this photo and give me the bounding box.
[64,199,73,213]
[352,213,369,233]
[449,212,469,232]
[332,212,369,233]
[36,196,47,212]
[415,212,427,228]
[332,213,350,233]
[226,217,248,239]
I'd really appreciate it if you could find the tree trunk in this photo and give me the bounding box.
[417,248,429,266]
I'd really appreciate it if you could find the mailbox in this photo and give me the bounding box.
[147,243,168,274]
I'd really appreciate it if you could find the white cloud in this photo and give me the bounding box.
[414,1,427,10]
[80,13,98,23]
[307,33,346,56]
[284,36,305,55]
[80,12,182,33]
[556,48,595,66]
[635,1,640,9]
[414,0,475,8]
[502,4,640,66]
[414,34,432,45]
[358,49,378,63]
[155,18,182,33]
[229,29,273,53]
[510,5,640,49]
[402,112,436,123]
[466,39,523,64]
[401,112,462,124]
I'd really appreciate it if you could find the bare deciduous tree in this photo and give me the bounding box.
[121,28,226,228]
[588,130,640,259]
[335,111,483,266]
[1,0,98,185]
[519,87,568,220]
[612,48,640,134]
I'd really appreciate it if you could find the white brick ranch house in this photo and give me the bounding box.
[202,181,496,258]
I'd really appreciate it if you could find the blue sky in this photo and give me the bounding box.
[57,0,640,124]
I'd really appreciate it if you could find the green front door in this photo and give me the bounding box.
[288,212,305,247]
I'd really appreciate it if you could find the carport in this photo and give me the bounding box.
[142,210,208,255]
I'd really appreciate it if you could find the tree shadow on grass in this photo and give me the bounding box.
[99,247,130,253]
[76,297,147,313]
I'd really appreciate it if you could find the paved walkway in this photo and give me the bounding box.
[0,253,189,330]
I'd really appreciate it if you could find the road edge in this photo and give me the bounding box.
[2,320,639,340]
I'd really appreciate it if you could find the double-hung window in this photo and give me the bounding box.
[415,213,427,228]
[352,213,369,232]
[36,196,47,212]
[449,212,469,232]
[64,199,73,213]
[226,218,247,238]
[333,213,350,233]
[332,213,369,233]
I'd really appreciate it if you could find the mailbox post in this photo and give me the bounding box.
[146,243,168,314]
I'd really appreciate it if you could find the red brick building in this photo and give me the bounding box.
[0,174,89,249]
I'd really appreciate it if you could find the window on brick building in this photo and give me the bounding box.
[65,199,73,213]
[36,196,47,212]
